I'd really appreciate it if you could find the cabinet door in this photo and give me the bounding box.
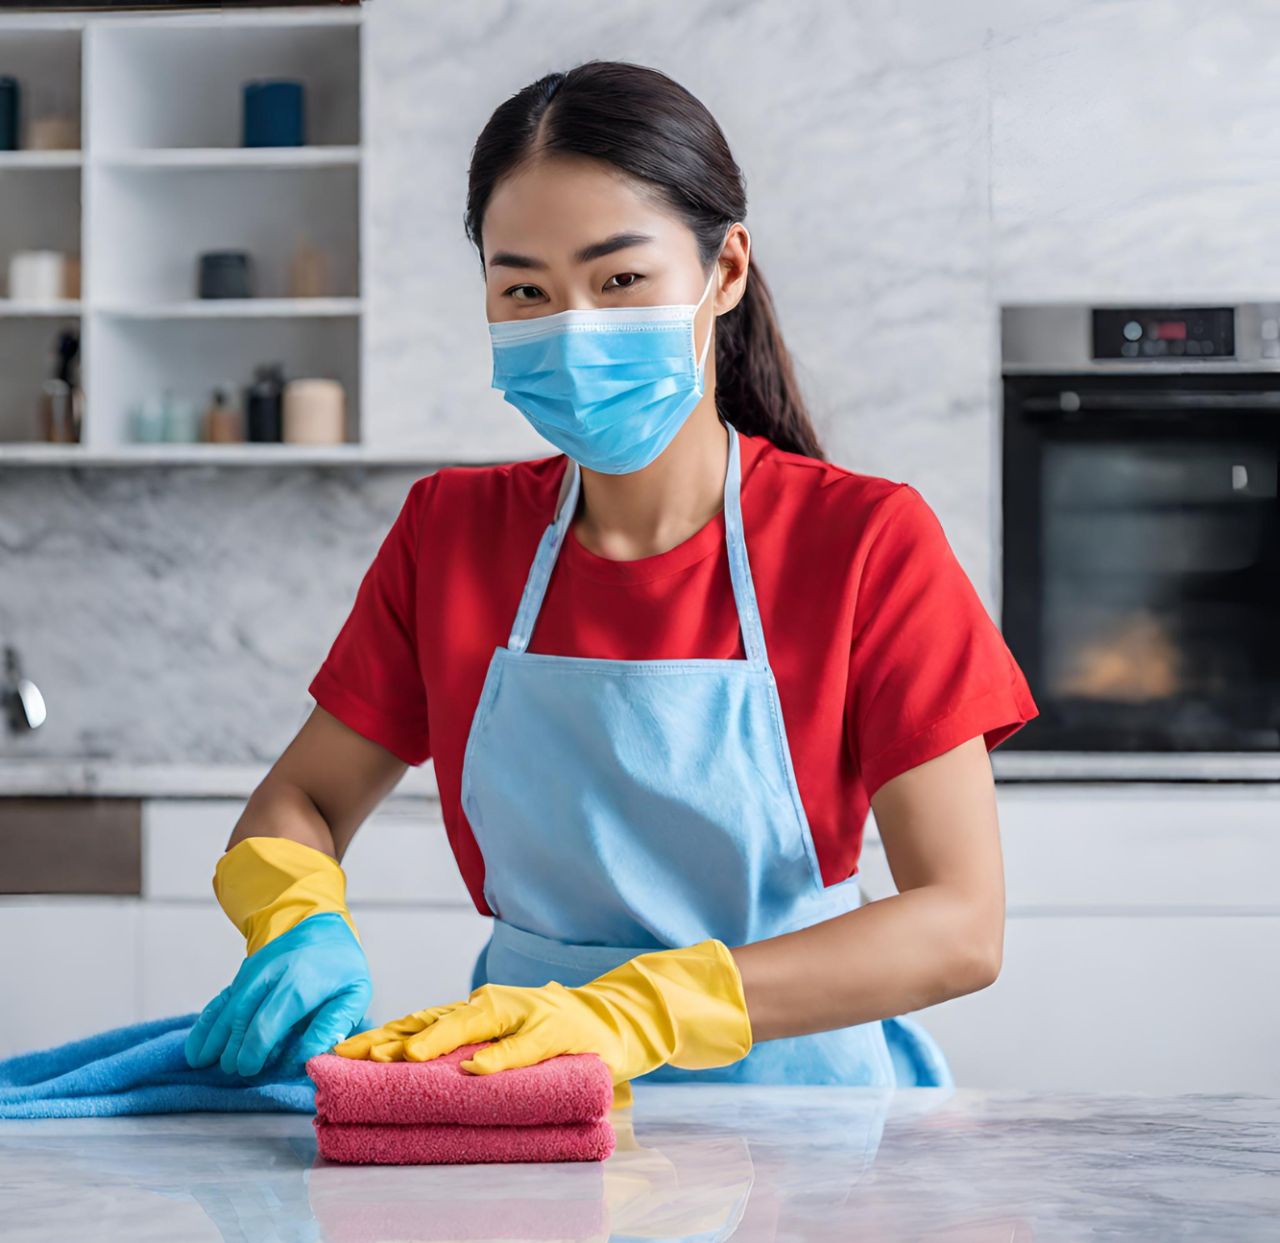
[868,785,1280,1091]
[0,899,139,1058]
[920,914,1280,1094]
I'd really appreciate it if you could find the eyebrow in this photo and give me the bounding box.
[487,231,657,271]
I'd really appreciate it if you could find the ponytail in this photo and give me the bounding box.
[465,60,826,461]
[714,255,824,460]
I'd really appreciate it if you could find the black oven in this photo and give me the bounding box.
[1001,304,1280,762]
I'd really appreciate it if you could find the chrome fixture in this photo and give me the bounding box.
[3,646,46,734]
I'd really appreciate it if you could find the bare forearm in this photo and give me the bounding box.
[224,706,410,861]
[227,777,339,858]
[731,885,1002,1043]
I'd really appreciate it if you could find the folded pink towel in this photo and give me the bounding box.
[306,1043,614,1125]
[313,1116,617,1166]
[306,1042,617,1166]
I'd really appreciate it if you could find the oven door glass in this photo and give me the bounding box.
[1003,379,1280,751]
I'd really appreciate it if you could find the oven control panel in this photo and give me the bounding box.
[1092,307,1235,360]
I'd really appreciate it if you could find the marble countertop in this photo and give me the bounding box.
[6,754,1280,798]
[0,760,441,803]
[1,1086,1276,1241]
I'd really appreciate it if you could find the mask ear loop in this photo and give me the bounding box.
[695,222,749,373]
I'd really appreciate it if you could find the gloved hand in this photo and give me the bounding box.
[185,836,373,1078]
[333,939,752,1108]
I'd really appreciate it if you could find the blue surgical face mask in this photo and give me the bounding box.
[488,226,740,475]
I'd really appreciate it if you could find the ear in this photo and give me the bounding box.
[715,223,752,315]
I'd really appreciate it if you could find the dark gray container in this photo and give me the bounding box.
[198,251,252,299]
[0,78,19,151]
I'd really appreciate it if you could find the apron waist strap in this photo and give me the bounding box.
[479,874,865,992]
[485,918,661,984]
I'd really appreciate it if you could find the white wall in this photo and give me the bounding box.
[8,0,1280,765]
[363,0,1280,598]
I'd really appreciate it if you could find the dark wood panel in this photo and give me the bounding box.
[0,798,142,895]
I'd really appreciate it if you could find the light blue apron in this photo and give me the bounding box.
[460,422,952,1089]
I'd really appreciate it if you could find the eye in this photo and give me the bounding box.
[604,273,644,291]
[504,284,546,304]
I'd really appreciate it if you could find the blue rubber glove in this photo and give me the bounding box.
[185,912,373,1078]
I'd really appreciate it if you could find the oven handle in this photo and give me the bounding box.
[1019,390,1280,415]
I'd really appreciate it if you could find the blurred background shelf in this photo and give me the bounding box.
[96,146,360,170]
[0,150,81,168]
[0,7,364,456]
[97,298,363,319]
[0,299,82,317]
[0,443,455,468]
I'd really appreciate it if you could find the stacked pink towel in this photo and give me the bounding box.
[306,1043,616,1165]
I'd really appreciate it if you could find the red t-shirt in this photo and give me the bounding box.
[309,431,1038,916]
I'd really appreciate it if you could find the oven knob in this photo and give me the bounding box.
[1123,319,1143,341]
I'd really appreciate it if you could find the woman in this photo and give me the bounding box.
[185,61,1037,1106]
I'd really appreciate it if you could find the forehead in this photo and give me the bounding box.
[482,154,685,258]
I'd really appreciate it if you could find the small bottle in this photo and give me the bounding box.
[288,240,329,299]
[162,392,200,444]
[36,329,83,442]
[245,364,285,442]
[203,386,244,443]
[131,396,166,443]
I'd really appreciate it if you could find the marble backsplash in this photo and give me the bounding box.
[6,0,1280,771]
[0,466,423,765]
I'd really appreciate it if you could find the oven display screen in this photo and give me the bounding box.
[1092,307,1234,359]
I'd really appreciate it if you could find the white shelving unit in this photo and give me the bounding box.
[0,7,366,460]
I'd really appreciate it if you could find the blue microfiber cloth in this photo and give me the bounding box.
[0,1013,317,1119]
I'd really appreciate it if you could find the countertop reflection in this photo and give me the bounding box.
[1,1086,1276,1241]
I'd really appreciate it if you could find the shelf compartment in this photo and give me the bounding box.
[0,165,81,297]
[0,312,80,443]
[89,163,358,304]
[0,28,81,154]
[88,313,360,449]
[87,18,359,152]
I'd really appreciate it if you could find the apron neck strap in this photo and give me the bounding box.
[508,422,768,665]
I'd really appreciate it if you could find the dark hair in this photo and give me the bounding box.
[463,60,825,461]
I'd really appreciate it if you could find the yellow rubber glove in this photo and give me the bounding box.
[333,939,753,1109]
[213,835,361,955]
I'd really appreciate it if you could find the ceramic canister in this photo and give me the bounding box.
[8,251,66,304]
[282,378,345,444]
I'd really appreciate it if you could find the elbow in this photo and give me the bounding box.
[952,918,1003,996]
[938,908,1004,1000]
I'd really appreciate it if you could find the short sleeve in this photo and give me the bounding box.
[847,485,1038,799]
[307,476,434,766]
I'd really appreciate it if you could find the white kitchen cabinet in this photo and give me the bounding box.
[0,8,365,459]
[899,784,1280,1092]
[0,898,137,1057]
[5,784,1278,1089]
[137,901,244,1021]
[143,798,471,906]
[923,914,1280,1094]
